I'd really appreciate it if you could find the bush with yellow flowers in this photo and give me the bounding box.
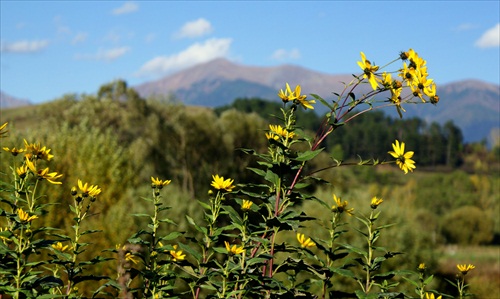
[0,50,476,298]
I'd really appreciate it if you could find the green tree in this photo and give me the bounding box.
[441,206,494,245]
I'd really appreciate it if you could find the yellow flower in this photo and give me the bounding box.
[23,139,54,161]
[25,158,63,184]
[425,293,442,299]
[169,244,186,261]
[16,164,28,178]
[278,83,295,103]
[370,196,383,209]
[399,62,418,87]
[3,147,25,156]
[332,194,354,216]
[151,177,171,189]
[292,85,315,110]
[296,233,315,248]
[39,168,63,184]
[457,264,475,275]
[211,174,235,192]
[388,140,416,174]
[357,52,379,90]
[125,252,139,264]
[265,124,295,141]
[425,82,439,104]
[52,242,71,252]
[0,122,8,138]
[17,208,38,223]
[241,200,253,211]
[418,263,426,271]
[77,179,101,197]
[225,241,245,255]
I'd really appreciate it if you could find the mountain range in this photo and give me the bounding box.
[1,58,499,145]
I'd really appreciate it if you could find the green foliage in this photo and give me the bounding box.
[217,98,467,168]
[441,206,494,245]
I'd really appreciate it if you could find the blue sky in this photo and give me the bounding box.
[1,1,499,104]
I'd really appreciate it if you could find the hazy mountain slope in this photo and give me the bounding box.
[0,91,31,109]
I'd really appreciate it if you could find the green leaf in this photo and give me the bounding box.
[197,200,211,210]
[160,231,183,241]
[339,243,367,257]
[264,170,280,186]
[80,229,102,236]
[159,218,176,224]
[222,205,243,225]
[402,277,420,288]
[247,167,266,177]
[131,213,152,218]
[178,242,202,261]
[310,93,333,110]
[186,215,207,235]
[424,274,434,285]
[332,267,355,278]
[294,148,324,162]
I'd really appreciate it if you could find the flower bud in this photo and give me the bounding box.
[430,95,439,105]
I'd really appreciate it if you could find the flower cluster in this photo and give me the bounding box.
[265,124,295,141]
[278,83,316,110]
[3,137,63,185]
[71,179,102,203]
[357,49,439,115]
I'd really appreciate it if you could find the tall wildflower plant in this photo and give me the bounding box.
[0,49,477,298]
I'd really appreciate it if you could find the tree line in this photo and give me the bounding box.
[216,97,465,167]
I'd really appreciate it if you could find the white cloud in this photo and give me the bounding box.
[75,46,130,62]
[175,18,213,39]
[112,1,138,15]
[137,38,232,77]
[72,32,88,45]
[271,48,301,60]
[454,23,477,32]
[145,33,157,43]
[1,39,49,53]
[475,23,500,48]
[53,15,71,35]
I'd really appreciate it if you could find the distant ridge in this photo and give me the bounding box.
[0,91,31,109]
[135,58,359,103]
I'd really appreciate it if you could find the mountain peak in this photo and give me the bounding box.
[135,58,355,99]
